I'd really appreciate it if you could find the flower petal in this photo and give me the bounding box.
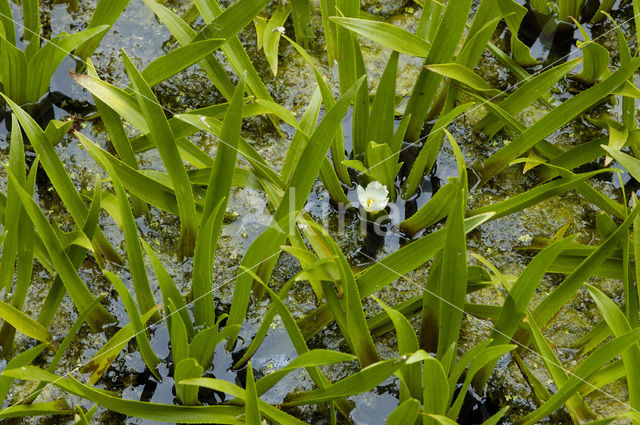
[357,181,389,212]
[357,184,367,203]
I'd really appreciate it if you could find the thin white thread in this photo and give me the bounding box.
[0,1,287,411]
[359,251,638,414]
[0,0,634,416]
[0,8,256,173]
[358,11,640,180]
[0,249,283,411]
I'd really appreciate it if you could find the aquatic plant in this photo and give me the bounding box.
[357,181,389,213]
[0,0,111,106]
[2,0,640,423]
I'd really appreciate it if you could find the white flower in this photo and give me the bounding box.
[357,181,389,213]
[273,26,285,34]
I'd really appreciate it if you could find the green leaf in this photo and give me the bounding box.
[373,297,420,357]
[4,169,115,330]
[602,145,640,182]
[330,16,430,57]
[76,135,180,215]
[71,404,98,425]
[0,114,26,292]
[475,235,577,389]
[322,225,380,366]
[579,359,624,396]
[447,345,515,418]
[140,0,235,100]
[352,40,369,160]
[283,351,429,406]
[593,116,628,166]
[3,98,121,265]
[368,51,399,151]
[0,37,27,104]
[0,343,47,402]
[479,57,640,183]
[585,284,640,412]
[426,63,503,97]
[245,362,261,425]
[335,0,358,97]
[122,50,198,257]
[293,256,341,283]
[532,202,640,331]
[421,131,467,358]
[498,0,538,66]
[4,367,246,423]
[320,0,338,62]
[402,102,473,198]
[142,39,226,87]
[256,349,355,396]
[282,34,350,183]
[80,306,160,385]
[387,398,420,425]
[71,72,148,132]
[426,415,458,425]
[232,276,299,370]
[458,10,503,68]
[25,27,109,103]
[298,214,494,340]
[400,180,457,236]
[319,157,351,206]
[477,58,581,138]
[192,201,225,329]
[290,0,313,48]
[281,87,322,181]
[203,76,245,221]
[193,75,245,328]
[191,0,277,128]
[573,39,610,84]
[0,401,73,420]
[103,271,161,380]
[171,114,283,187]
[263,7,290,76]
[366,141,400,200]
[0,298,48,342]
[520,328,640,425]
[0,151,34,343]
[633,194,640,328]
[422,356,449,421]
[482,407,510,425]
[79,133,157,317]
[225,76,364,346]
[35,172,99,328]
[182,377,306,424]
[86,60,148,217]
[189,321,223,369]
[142,241,193,338]
[405,0,472,141]
[0,0,15,45]
[470,169,616,220]
[233,265,353,419]
[167,301,189,367]
[43,119,73,146]
[175,358,203,406]
[558,0,585,20]
[75,0,130,60]
[23,297,106,405]
[526,311,596,422]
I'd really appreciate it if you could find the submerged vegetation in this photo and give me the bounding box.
[3,0,640,423]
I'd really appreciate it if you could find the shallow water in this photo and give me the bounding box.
[0,0,637,423]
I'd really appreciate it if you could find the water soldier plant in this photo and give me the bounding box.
[3,0,640,423]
